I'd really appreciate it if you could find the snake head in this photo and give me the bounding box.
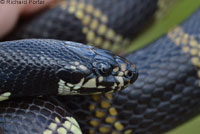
[57,41,138,95]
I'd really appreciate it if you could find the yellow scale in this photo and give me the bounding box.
[51,0,200,134]
[168,26,200,85]
[43,116,82,134]
[58,0,130,53]
[53,1,133,133]
[89,94,133,134]
[87,26,200,134]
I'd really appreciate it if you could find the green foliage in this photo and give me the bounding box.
[126,0,200,53]
[168,114,200,134]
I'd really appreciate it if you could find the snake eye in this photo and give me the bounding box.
[97,63,111,75]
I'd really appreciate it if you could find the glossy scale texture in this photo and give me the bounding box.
[57,8,200,134]
[4,0,157,53]
[4,0,200,134]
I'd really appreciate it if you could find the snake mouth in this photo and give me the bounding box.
[58,78,119,95]
[73,87,121,95]
[57,65,138,95]
[76,76,138,95]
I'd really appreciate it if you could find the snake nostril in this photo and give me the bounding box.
[124,66,138,80]
[126,67,138,82]
[126,71,134,78]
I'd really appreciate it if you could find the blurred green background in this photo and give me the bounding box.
[127,0,200,133]
[127,0,200,53]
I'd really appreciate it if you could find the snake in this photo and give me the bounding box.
[0,39,138,98]
[0,0,200,134]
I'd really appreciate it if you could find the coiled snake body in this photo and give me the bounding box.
[0,0,200,134]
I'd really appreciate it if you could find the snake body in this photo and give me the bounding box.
[56,9,200,134]
[4,0,157,53]
[0,0,200,134]
[0,39,137,98]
